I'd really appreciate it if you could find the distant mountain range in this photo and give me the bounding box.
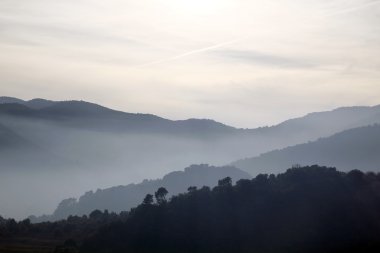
[1,96,379,162]
[0,97,235,135]
[233,124,380,175]
[0,97,56,109]
[1,96,380,219]
[30,164,251,222]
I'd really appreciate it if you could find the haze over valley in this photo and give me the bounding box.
[1,1,380,252]
[1,97,380,219]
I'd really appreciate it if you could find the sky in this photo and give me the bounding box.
[0,0,379,128]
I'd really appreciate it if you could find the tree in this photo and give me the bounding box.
[142,194,154,205]
[89,210,103,220]
[218,177,232,187]
[155,187,168,205]
[187,186,197,192]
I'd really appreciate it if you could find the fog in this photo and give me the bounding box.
[0,115,260,219]
[1,102,380,219]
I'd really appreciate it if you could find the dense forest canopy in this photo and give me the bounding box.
[1,165,380,253]
[31,164,251,222]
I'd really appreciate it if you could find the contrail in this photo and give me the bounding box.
[136,1,380,68]
[136,38,243,68]
[325,0,380,17]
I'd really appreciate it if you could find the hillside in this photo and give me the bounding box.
[248,105,380,143]
[31,164,251,222]
[233,124,380,175]
[2,97,380,138]
[2,166,380,253]
[82,165,380,253]
[0,98,235,135]
[1,97,380,219]
[0,97,55,109]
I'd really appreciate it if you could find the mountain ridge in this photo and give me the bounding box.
[232,124,380,175]
[0,97,236,134]
[2,96,380,131]
[30,164,251,222]
[2,96,380,219]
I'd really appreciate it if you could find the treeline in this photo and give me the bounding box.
[0,210,128,252]
[0,210,127,238]
[2,165,380,253]
[31,164,250,222]
[81,165,380,253]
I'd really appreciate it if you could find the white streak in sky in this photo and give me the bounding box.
[136,38,243,68]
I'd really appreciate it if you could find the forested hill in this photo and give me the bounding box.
[2,165,379,253]
[82,165,380,253]
[233,124,380,175]
[31,164,251,222]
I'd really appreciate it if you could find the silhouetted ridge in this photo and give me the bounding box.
[80,165,380,253]
[0,97,56,109]
[2,166,380,252]
[0,96,25,104]
[25,98,55,109]
[31,164,251,222]
[0,98,235,134]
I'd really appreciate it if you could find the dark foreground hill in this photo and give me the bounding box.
[1,165,380,253]
[30,164,251,222]
[233,124,380,175]
[81,165,380,253]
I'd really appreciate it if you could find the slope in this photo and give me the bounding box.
[30,164,251,221]
[233,124,380,175]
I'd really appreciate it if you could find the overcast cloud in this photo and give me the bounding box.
[0,0,379,127]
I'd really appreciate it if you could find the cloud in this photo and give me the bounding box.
[0,18,154,49]
[136,39,243,68]
[324,0,380,16]
[0,0,379,128]
[211,49,316,69]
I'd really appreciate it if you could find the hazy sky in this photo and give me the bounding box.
[0,0,379,127]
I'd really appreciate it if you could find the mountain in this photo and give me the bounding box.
[1,97,380,165]
[2,96,380,141]
[2,96,380,137]
[232,124,380,175]
[247,104,380,143]
[0,100,235,135]
[0,96,26,104]
[0,97,55,109]
[26,99,56,109]
[0,103,33,116]
[4,166,379,253]
[79,166,380,253]
[30,164,251,222]
[1,96,380,219]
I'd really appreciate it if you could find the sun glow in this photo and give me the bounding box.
[166,0,228,16]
